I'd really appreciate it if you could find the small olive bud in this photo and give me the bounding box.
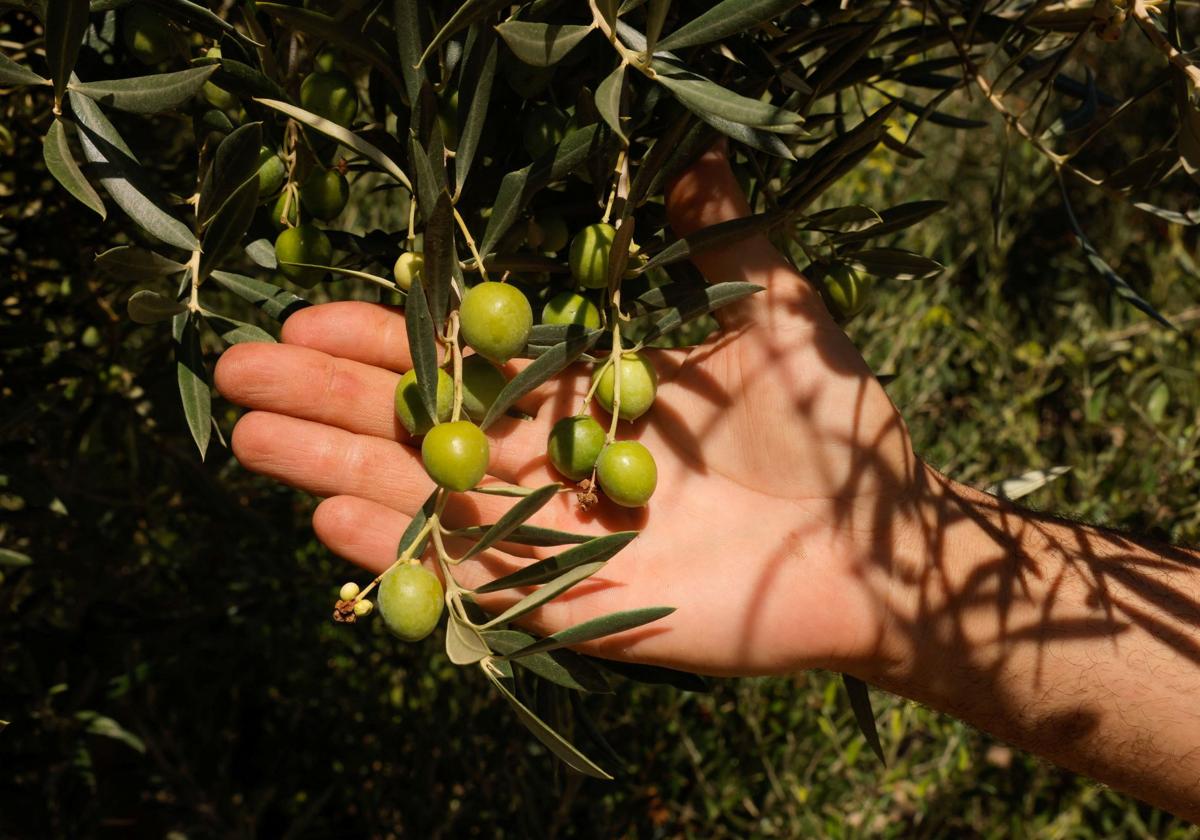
[353,599,374,617]
[339,582,361,601]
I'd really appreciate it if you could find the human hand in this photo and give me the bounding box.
[214,146,923,677]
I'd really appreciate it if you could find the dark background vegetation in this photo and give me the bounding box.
[3,6,1200,840]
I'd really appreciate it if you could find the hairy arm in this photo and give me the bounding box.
[873,466,1200,821]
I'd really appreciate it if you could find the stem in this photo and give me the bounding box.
[453,206,488,282]
[588,1,654,77]
[447,311,464,421]
[406,194,418,250]
[607,319,623,442]
[353,515,438,602]
[1130,0,1200,88]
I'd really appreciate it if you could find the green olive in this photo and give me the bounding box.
[393,368,454,436]
[421,420,490,492]
[529,211,569,253]
[595,441,657,507]
[300,168,349,221]
[393,251,423,292]
[256,146,286,199]
[460,355,508,422]
[569,223,617,289]
[522,103,567,159]
[123,7,175,65]
[269,190,299,230]
[546,415,606,481]
[274,223,331,288]
[459,282,533,364]
[593,352,657,421]
[823,263,871,320]
[377,564,444,642]
[542,291,601,330]
[299,71,358,127]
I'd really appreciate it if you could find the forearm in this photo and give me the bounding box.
[870,465,1200,820]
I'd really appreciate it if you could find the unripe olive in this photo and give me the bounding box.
[378,564,444,641]
[393,251,423,291]
[460,355,508,422]
[547,415,606,481]
[314,49,340,74]
[542,291,601,330]
[522,103,567,159]
[438,90,460,149]
[529,211,569,253]
[593,352,657,421]
[569,223,617,289]
[269,190,298,230]
[353,599,374,617]
[202,49,238,111]
[274,223,331,288]
[123,7,175,65]
[459,282,533,364]
[300,168,349,221]
[300,71,358,127]
[421,421,490,492]
[256,146,286,198]
[393,368,454,436]
[596,441,657,507]
[823,263,870,320]
[339,581,361,601]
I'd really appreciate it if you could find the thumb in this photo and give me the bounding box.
[664,143,831,331]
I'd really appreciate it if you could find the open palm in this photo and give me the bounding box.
[214,147,919,677]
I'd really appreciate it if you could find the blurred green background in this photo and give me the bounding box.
[4,26,1200,840]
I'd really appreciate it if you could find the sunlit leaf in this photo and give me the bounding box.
[70,66,217,114]
[843,674,885,763]
[507,607,675,658]
[405,276,442,423]
[462,484,560,561]
[210,271,309,322]
[127,290,187,324]
[173,307,211,459]
[985,466,1071,500]
[43,118,105,218]
[480,562,605,630]
[479,328,602,429]
[97,246,186,281]
[0,51,49,87]
[202,313,276,345]
[45,0,90,110]
[475,532,637,594]
[496,21,593,67]
[657,0,802,50]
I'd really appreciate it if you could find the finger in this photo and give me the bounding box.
[665,145,829,330]
[280,301,595,411]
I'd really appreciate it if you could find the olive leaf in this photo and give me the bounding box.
[245,238,277,269]
[127,290,187,324]
[639,282,763,344]
[69,66,218,114]
[202,313,276,345]
[194,54,288,102]
[421,191,456,322]
[43,119,105,218]
[461,484,561,561]
[479,328,603,430]
[506,607,675,658]
[485,630,612,693]
[843,248,943,280]
[595,63,627,142]
[454,25,497,194]
[641,212,780,272]
[0,51,49,87]
[985,466,1071,501]
[256,4,401,91]
[592,658,710,692]
[447,524,592,547]
[479,561,606,630]
[479,166,531,256]
[45,0,90,111]
[197,121,262,226]
[842,674,885,763]
[404,276,442,423]
[446,613,491,665]
[657,0,803,51]
[97,246,186,281]
[483,666,612,779]
[474,532,637,594]
[393,0,427,104]
[399,490,439,560]
[254,98,413,192]
[198,174,258,281]
[210,271,309,323]
[832,200,947,245]
[69,90,199,251]
[653,58,803,131]
[419,0,510,66]
[495,22,594,67]
[173,306,211,459]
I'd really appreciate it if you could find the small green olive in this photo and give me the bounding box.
[256,146,286,199]
[421,421,490,492]
[593,352,658,421]
[542,291,601,330]
[393,368,454,436]
[529,211,569,254]
[459,282,533,364]
[274,223,331,288]
[595,441,657,507]
[300,168,349,221]
[339,581,361,601]
[393,251,423,291]
[378,564,444,641]
[569,223,617,289]
[823,263,871,320]
[123,7,175,65]
[269,190,298,230]
[299,71,358,127]
[353,598,374,617]
[460,355,508,422]
[546,415,606,481]
[522,104,567,159]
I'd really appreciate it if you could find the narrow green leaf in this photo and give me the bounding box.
[70,66,218,113]
[199,175,258,280]
[210,271,309,322]
[148,0,246,43]
[446,613,490,664]
[607,217,635,290]
[480,562,605,630]
[485,630,612,692]
[245,238,277,269]
[76,711,146,754]
[69,91,199,251]
[404,276,441,423]
[595,63,626,141]
[128,289,186,324]
[419,0,509,66]
[422,192,455,322]
[642,212,779,272]
[803,205,882,232]
[393,0,426,104]
[173,309,211,459]
[254,98,413,191]
[832,200,948,246]
[509,607,675,658]
[256,3,401,90]
[985,466,1071,501]
[1177,77,1200,186]
[843,248,943,280]
[0,549,33,568]
[653,59,802,131]
[475,532,637,594]
[843,674,885,764]
[198,122,262,226]
[593,658,710,692]
[484,667,612,778]
[0,51,49,87]
[203,313,276,345]
[46,0,90,110]
[97,246,186,281]
[448,524,592,547]
[495,21,593,67]
[657,0,801,50]
[479,329,602,430]
[454,26,498,194]
[44,119,105,218]
[463,484,561,562]
[398,490,439,559]
[479,165,531,256]
[194,55,288,102]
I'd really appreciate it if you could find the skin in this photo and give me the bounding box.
[215,145,1200,821]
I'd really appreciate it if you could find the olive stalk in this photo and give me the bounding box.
[452,205,489,282]
[446,311,464,422]
[606,318,623,442]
